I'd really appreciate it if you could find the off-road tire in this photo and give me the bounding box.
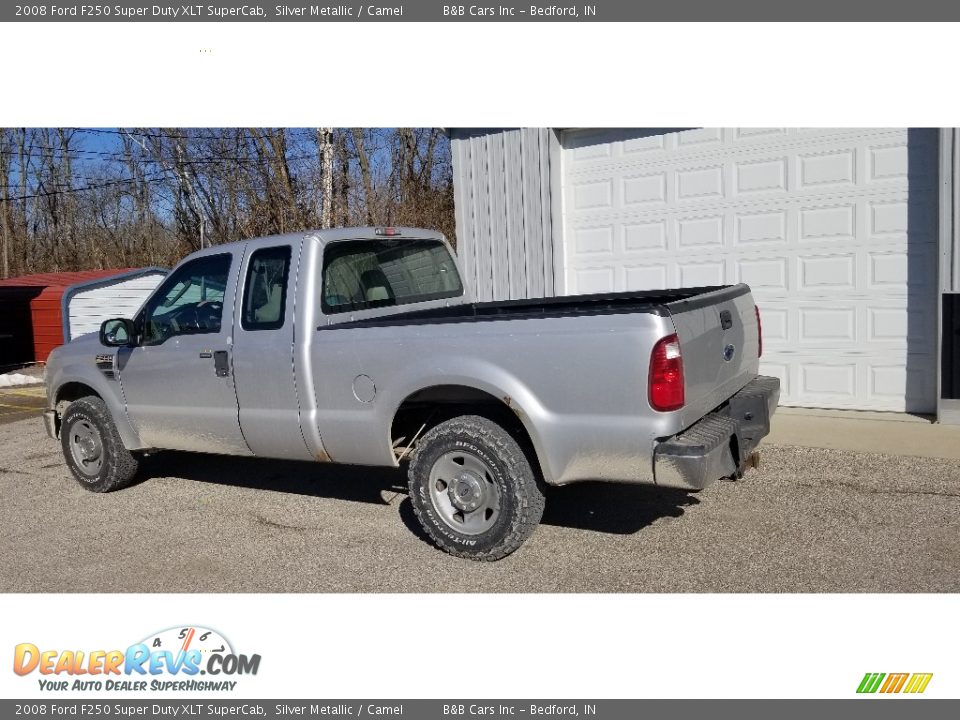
[60,396,139,493]
[408,415,545,561]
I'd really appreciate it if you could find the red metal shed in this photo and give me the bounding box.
[0,269,131,365]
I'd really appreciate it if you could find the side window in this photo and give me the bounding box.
[140,254,231,346]
[322,239,463,314]
[241,246,292,331]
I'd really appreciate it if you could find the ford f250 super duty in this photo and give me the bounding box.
[43,226,779,560]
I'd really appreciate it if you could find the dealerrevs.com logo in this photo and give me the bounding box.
[13,626,261,692]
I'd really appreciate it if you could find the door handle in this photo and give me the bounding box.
[213,350,230,377]
[720,310,733,330]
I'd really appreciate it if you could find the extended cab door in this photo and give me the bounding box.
[230,241,313,461]
[116,248,252,455]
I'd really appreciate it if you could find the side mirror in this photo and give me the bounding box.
[99,318,136,347]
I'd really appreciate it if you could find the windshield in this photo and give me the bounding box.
[322,239,463,314]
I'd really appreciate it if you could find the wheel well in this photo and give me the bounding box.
[55,382,101,413]
[390,385,540,469]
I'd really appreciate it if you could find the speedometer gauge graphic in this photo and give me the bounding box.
[139,626,233,659]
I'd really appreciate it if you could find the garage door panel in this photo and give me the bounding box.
[565,128,924,181]
[568,232,934,295]
[869,143,910,181]
[624,221,668,251]
[573,266,617,294]
[571,178,613,210]
[754,297,934,344]
[800,361,859,404]
[736,256,789,292]
[867,246,937,293]
[677,128,725,147]
[798,149,857,189]
[735,210,788,245]
[799,307,857,343]
[677,215,724,248]
[623,172,667,206]
[768,352,934,412]
[562,127,938,412]
[676,165,725,200]
[624,264,669,289]
[571,225,615,255]
[800,203,856,242]
[736,157,788,194]
[797,252,857,291]
[678,261,727,287]
[566,186,926,239]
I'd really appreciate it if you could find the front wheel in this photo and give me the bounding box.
[60,396,139,493]
[408,415,545,561]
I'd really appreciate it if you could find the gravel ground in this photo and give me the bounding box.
[0,412,958,593]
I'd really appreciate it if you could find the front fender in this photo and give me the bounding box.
[46,356,145,451]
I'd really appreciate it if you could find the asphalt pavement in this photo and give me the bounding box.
[0,385,46,426]
[0,397,958,592]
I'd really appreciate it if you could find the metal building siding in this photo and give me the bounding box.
[450,128,556,301]
[0,268,164,361]
[67,272,165,339]
[30,289,66,362]
[0,269,129,362]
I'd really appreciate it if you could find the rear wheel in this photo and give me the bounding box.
[60,396,139,493]
[408,415,545,561]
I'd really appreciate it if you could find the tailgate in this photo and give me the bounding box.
[665,284,760,430]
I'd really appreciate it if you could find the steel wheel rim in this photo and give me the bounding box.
[69,420,103,478]
[428,450,501,536]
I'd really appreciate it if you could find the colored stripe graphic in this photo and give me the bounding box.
[857,672,932,694]
[880,673,909,693]
[904,673,933,694]
[857,673,885,693]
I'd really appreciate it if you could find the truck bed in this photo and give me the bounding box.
[319,284,750,330]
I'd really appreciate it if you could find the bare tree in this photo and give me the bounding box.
[1,127,456,275]
[352,129,375,226]
[317,128,333,228]
[0,129,11,278]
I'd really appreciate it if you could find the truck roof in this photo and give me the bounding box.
[212,226,447,253]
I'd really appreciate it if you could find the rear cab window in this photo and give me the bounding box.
[322,238,463,314]
[241,245,292,330]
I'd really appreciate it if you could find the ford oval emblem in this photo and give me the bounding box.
[723,344,736,362]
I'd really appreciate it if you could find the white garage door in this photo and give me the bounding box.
[560,128,938,412]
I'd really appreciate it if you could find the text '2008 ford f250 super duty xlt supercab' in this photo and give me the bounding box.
[43,226,779,560]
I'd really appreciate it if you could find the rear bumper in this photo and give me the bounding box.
[653,375,780,491]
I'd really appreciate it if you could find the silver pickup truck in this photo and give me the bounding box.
[44,226,779,560]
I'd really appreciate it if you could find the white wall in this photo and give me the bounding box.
[67,272,166,339]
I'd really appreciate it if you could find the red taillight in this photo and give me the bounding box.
[649,333,685,412]
[755,304,763,358]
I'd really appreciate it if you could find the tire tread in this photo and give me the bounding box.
[61,396,139,493]
[408,415,545,561]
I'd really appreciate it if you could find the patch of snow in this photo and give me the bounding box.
[0,373,43,388]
